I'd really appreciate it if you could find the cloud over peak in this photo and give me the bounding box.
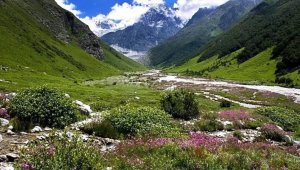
[55,0,229,36]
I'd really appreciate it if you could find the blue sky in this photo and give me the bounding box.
[66,0,176,17]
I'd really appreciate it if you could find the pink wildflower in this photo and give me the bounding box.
[218,110,251,121]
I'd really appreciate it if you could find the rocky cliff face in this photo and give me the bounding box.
[19,0,104,60]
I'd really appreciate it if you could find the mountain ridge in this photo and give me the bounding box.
[148,0,262,67]
[101,4,183,53]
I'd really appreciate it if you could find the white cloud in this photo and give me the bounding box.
[174,0,229,21]
[55,0,81,16]
[133,0,165,6]
[55,0,229,36]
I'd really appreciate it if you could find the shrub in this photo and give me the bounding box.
[80,120,120,139]
[195,119,224,132]
[220,100,232,108]
[260,124,286,142]
[16,134,104,170]
[105,106,179,137]
[194,112,224,132]
[233,131,244,140]
[256,107,300,131]
[10,87,77,129]
[161,89,199,120]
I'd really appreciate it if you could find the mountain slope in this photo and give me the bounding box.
[0,0,145,85]
[101,5,182,53]
[169,0,300,86]
[149,0,262,67]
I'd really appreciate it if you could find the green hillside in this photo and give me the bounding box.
[148,0,261,67]
[0,0,145,91]
[168,0,300,86]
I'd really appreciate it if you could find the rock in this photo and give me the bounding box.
[0,134,2,143]
[276,125,284,131]
[80,134,89,142]
[31,126,43,133]
[0,118,9,126]
[284,135,293,144]
[8,126,13,130]
[5,93,16,100]
[0,155,7,162]
[0,162,14,170]
[6,153,19,162]
[20,132,28,135]
[66,132,74,139]
[7,130,15,135]
[65,94,70,98]
[106,167,112,170]
[37,136,46,140]
[44,127,52,131]
[74,100,92,115]
[135,96,140,100]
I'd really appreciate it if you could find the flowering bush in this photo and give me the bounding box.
[218,110,251,121]
[10,87,77,130]
[16,132,300,170]
[256,107,300,131]
[0,108,9,118]
[260,123,287,142]
[161,89,199,120]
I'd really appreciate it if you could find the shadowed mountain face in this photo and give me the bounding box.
[101,5,183,52]
[12,0,104,60]
[148,0,262,67]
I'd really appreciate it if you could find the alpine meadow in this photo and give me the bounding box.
[0,0,300,169]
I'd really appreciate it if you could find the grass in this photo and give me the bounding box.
[0,0,145,85]
[168,48,282,84]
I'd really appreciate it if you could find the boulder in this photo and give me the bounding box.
[284,135,293,144]
[0,118,9,126]
[6,153,19,162]
[6,130,15,135]
[74,100,92,115]
[31,126,43,133]
[7,126,13,130]
[0,155,7,162]
[0,162,14,170]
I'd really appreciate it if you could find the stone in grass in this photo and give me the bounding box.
[0,118,9,127]
[31,126,43,133]
[6,153,19,162]
[74,100,92,115]
[0,134,2,143]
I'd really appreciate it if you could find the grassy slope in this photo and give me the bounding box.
[168,48,279,83]
[0,0,148,105]
[0,1,145,84]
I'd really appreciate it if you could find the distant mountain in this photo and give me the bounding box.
[148,0,262,67]
[168,0,300,86]
[101,5,183,54]
[0,0,145,83]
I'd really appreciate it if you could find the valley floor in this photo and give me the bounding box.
[1,70,300,169]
